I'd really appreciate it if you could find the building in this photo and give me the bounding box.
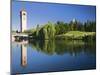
[20,9,27,32]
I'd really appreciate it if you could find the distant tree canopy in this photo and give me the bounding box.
[55,21,68,35]
[28,20,96,40]
[84,21,96,32]
[55,20,96,35]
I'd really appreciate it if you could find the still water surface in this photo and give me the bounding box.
[11,40,96,74]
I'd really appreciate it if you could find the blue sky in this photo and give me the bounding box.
[11,1,96,31]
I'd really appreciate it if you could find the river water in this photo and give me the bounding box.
[11,40,96,74]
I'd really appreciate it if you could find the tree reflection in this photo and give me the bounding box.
[29,40,96,56]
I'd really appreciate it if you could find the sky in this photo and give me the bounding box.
[11,0,96,31]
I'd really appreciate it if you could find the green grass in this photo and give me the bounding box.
[56,31,96,40]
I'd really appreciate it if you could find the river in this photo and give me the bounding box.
[11,40,96,74]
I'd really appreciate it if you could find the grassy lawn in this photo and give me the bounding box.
[56,31,96,40]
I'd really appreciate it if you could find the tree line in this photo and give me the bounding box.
[55,20,96,35]
[27,20,96,40]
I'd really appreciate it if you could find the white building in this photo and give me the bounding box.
[20,9,27,32]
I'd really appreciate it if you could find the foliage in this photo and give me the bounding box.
[28,20,96,40]
[30,22,56,40]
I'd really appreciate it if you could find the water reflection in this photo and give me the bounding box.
[21,43,27,67]
[29,40,96,56]
[12,41,28,67]
[11,40,96,74]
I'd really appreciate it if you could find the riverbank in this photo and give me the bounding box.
[55,31,96,40]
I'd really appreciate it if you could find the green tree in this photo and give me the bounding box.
[36,24,39,38]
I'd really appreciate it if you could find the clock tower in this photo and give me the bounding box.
[20,9,27,32]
